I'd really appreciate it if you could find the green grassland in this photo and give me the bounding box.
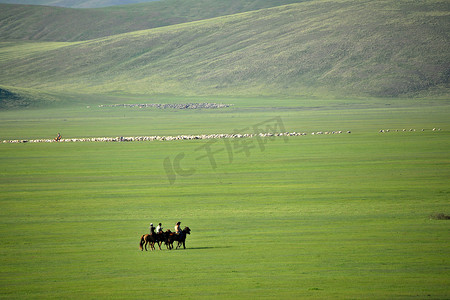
[1,97,449,298]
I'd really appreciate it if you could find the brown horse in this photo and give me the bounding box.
[139,234,156,251]
[167,227,191,250]
[139,231,166,251]
[162,230,174,249]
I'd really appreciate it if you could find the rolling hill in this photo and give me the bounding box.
[0,0,308,42]
[0,0,449,102]
[0,0,158,8]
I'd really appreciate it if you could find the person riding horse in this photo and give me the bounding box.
[149,223,156,236]
[175,221,182,235]
[156,223,163,233]
[140,225,191,251]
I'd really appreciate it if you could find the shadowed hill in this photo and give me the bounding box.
[0,85,60,108]
[0,0,449,99]
[0,87,25,108]
[0,0,308,41]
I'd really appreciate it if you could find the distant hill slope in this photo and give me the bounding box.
[0,86,25,108]
[0,0,449,99]
[0,85,59,108]
[0,0,308,42]
[0,0,158,8]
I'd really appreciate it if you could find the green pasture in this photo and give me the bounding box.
[1,95,448,139]
[0,98,449,299]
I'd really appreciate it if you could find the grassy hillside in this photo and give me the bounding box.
[0,0,448,99]
[0,85,62,108]
[0,0,158,8]
[0,0,307,41]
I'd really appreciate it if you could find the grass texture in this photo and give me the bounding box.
[0,98,449,299]
[0,0,306,41]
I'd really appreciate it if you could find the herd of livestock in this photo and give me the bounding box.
[2,128,444,144]
[97,103,232,109]
[2,131,350,144]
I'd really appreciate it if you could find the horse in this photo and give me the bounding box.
[162,230,174,249]
[140,231,170,251]
[167,227,191,250]
[139,234,156,251]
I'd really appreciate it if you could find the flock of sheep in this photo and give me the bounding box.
[2,130,351,144]
[379,128,442,133]
[97,103,233,109]
[3,128,443,144]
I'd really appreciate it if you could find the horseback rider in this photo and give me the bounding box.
[149,223,156,236]
[175,221,182,235]
[156,223,163,233]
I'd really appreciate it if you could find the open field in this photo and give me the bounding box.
[1,95,449,139]
[1,98,449,299]
[1,0,449,297]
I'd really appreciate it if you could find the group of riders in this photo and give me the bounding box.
[140,221,189,251]
[149,221,182,236]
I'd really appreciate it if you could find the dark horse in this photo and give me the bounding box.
[139,231,166,251]
[167,227,191,250]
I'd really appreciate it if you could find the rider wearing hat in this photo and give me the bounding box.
[149,223,156,236]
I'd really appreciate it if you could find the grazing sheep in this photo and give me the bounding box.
[2,129,352,144]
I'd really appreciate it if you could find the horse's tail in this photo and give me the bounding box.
[139,235,145,250]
